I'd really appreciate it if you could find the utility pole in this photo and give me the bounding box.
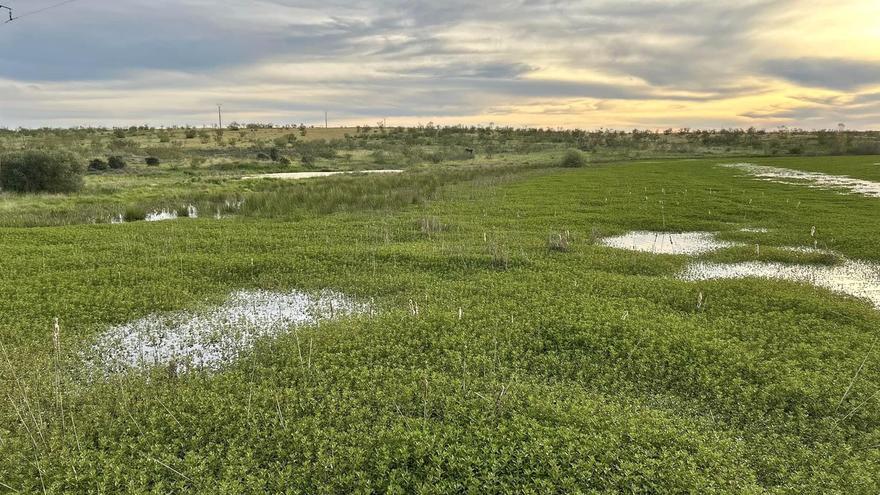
[324,110,328,129]
[0,4,13,23]
[217,104,223,129]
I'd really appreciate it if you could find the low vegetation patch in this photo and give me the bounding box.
[547,231,573,252]
[1,132,880,492]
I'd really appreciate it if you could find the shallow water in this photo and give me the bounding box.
[602,230,880,308]
[145,209,179,222]
[600,231,735,255]
[721,163,880,198]
[87,289,365,373]
[242,169,403,180]
[681,260,880,309]
[111,205,199,224]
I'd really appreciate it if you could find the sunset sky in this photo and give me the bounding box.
[1,0,879,129]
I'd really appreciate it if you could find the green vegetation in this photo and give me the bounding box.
[0,127,879,492]
[87,158,108,171]
[107,155,126,170]
[0,150,83,193]
[560,148,587,167]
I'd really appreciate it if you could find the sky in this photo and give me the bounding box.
[1,0,879,129]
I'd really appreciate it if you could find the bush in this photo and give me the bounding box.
[273,134,297,148]
[560,149,586,168]
[145,157,161,166]
[301,154,316,168]
[185,129,198,139]
[371,150,388,165]
[108,156,127,169]
[123,205,146,222]
[88,158,108,171]
[0,150,83,193]
[256,152,270,160]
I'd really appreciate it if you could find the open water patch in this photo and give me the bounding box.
[600,231,735,255]
[145,209,179,222]
[86,289,366,374]
[242,169,403,180]
[681,260,880,309]
[721,163,880,198]
[600,230,880,309]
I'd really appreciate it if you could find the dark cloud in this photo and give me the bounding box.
[761,58,880,90]
[740,104,880,126]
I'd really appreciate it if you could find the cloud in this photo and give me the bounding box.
[0,0,878,128]
[761,58,880,90]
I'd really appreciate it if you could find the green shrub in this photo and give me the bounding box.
[301,153,316,168]
[273,134,297,147]
[145,157,161,167]
[371,150,388,165]
[122,206,146,222]
[0,150,83,193]
[560,149,586,168]
[185,129,198,139]
[88,158,108,171]
[108,156,127,169]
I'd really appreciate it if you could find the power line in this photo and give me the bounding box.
[1,0,83,24]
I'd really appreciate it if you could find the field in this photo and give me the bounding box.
[1,128,879,492]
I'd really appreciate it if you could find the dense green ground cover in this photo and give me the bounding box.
[1,155,879,492]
